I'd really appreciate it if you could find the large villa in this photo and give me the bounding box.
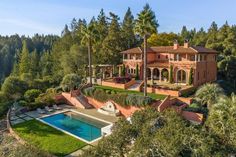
[7,41,218,156]
[118,41,217,87]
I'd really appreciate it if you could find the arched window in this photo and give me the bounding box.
[177,70,186,83]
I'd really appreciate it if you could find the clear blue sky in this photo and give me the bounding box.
[1,0,236,36]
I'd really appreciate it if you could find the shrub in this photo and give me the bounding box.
[83,87,95,97]
[162,70,169,81]
[24,89,42,102]
[135,64,139,80]
[112,94,128,107]
[113,77,131,84]
[31,79,51,91]
[181,87,197,97]
[188,68,193,85]
[18,100,28,106]
[35,88,57,106]
[93,89,109,102]
[105,90,112,94]
[1,76,28,100]
[126,95,153,107]
[183,102,208,115]
[0,92,6,103]
[0,101,12,117]
[27,102,44,110]
[110,90,116,94]
[169,65,174,83]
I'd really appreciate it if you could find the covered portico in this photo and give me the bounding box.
[91,64,114,79]
[147,62,170,84]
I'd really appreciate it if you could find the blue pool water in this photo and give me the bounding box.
[40,112,109,142]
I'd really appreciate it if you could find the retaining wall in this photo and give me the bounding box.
[101,79,136,90]
[86,97,141,117]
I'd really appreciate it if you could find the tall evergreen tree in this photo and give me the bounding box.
[206,21,218,49]
[101,12,123,65]
[97,9,108,40]
[19,41,30,75]
[192,27,207,46]
[30,49,40,77]
[181,26,189,40]
[122,7,136,49]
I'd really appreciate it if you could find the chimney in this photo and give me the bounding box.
[173,40,179,50]
[184,39,189,48]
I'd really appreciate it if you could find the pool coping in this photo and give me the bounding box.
[36,109,113,144]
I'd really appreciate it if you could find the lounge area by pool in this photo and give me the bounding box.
[39,111,112,143]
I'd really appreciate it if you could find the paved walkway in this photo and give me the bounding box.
[128,80,142,91]
[75,108,119,123]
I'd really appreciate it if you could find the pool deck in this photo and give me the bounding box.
[10,104,119,126]
[74,107,119,123]
[9,104,120,156]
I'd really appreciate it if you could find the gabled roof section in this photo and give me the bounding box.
[120,47,142,54]
[190,46,218,54]
[120,46,218,54]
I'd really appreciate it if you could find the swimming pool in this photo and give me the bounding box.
[39,111,111,143]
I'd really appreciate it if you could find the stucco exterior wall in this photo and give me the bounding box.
[87,97,141,117]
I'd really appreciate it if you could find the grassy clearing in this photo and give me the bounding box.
[94,85,167,100]
[12,119,87,157]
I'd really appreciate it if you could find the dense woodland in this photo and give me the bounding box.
[1,4,236,157]
[1,8,236,88]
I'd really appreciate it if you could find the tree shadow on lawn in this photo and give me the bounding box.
[13,119,64,137]
[12,119,87,157]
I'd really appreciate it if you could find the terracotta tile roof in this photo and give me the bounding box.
[120,47,142,54]
[148,61,169,68]
[120,46,218,54]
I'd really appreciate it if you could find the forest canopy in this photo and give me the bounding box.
[1,8,236,87]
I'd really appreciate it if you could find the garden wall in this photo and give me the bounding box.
[101,79,136,90]
[147,87,180,97]
[157,95,171,112]
[176,97,193,104]
[181,111,203,124]
[86,96,141,117]
[179,86,196,97]
[61,92,86,109]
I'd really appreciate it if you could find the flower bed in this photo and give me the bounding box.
[113,77,131,84]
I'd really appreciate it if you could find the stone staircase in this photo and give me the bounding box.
[62,91,93,109]
[127,80,142,91]
[76,94,93,109]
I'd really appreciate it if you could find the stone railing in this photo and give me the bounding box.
[101,79,136,90]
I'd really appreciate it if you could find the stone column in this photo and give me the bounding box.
[118,66,121,77]
[150,68,154,85]
[92,67,96,77]
[102,69,105,79]
[159,68,163,81]
[110,70,113,78]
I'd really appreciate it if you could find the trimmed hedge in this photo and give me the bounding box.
[83,86,154,107]
[181,87,197,97]
[182,103,208,115]
[83,87,95,97]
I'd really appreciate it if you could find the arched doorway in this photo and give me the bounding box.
[161,69,169,81]
[177,70,187,83]
[147,68,151,80]
[153,68,160,80]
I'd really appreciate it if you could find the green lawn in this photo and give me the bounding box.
[94,85,167,100]
[12,119,87,157]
